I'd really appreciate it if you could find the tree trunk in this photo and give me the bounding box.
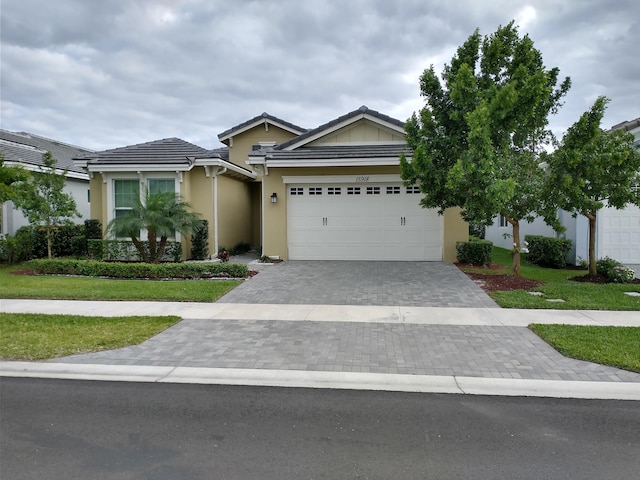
[131,236,149,263]
[46,225,53,259]
[586,211,597,277]
[148,229,158,263]
[155,236,168,264]
[511,219,521,277]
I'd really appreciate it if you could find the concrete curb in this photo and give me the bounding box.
[2,362,639,400]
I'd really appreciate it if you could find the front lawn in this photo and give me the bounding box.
[530,324,640,373]
[0,264,242,302]
[460,247,640,310]
[0,313,180,360]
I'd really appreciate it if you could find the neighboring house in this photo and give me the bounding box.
[485,117,640,264]
[75,106,468,262]
[0,130,92,237]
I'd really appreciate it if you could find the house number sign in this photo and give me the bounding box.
[355,176,370,182]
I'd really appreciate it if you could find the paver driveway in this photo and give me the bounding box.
[218,261,498,308]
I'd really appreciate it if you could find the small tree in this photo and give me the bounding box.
[14,152,80,258]
[401,22,570,276]
[545,96,640,276]
[107,190,201,263]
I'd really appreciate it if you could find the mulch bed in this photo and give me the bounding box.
[463,271,544,292]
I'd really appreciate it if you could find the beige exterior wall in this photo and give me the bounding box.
[185,168,214,258]
[217,174,253,250]
[89,175,106,234]
[308,121,404,145]
[226,124,299,168]
[443,207,468,262]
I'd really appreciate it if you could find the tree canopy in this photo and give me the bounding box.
[107,189,201,263]
[545,96,640,276]
[401,21,570,275]
[0,154,29,204]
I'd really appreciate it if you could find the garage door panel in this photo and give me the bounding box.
[287,183,443,261]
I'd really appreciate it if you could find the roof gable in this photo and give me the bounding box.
[217,112,306,144]
[275,106,406,151]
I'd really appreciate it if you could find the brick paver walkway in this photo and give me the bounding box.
[219,261,498,308]
[54,319,640,382]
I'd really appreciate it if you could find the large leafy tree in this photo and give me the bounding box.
[401,22,570,275]
[107,189,201,263]
[0,154,29,203]
[14,152,80,258]
[545,96,640,276]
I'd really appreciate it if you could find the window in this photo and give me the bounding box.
[327,187,341,195]
[386,186,401,194]
[114,179,140,237]
[366,186,380,195]
[347,187,361,195]
[309,187,322,195]
[406,185,420,194]
[148,178,174,195]
[499,215,509,227]
[290,187,304,195]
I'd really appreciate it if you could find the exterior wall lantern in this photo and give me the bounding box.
[270,192,278,204]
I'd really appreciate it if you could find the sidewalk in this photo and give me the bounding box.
[1,299,639,400]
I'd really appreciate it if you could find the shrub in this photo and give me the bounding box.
[84,219,103,240]
[524,235,572,268]
[596,257,636,283]
[190,220,209,260]
[456,239,493,265]
[25,259,249,279]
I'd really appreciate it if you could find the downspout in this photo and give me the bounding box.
[212,167,227,255]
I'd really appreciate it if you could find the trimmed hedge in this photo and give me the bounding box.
[88,240,182,262]
[25,259,249,279]
[456,239,493,265]
[525,235,572,268]
[596,257,636,283]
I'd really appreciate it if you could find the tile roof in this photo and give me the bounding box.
[258,144,411,161]
[0,129,93,175]
[76,137,221,166]
[217,112,306,141]
[274,106,406,151]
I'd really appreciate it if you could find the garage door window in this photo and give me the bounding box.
[347,187,361,195]
[309,187,322,195]
[328,187,342,195]
[290,187,304,195]
[366,186,381,195]
[406,186,420,194]
[386,186,401,194]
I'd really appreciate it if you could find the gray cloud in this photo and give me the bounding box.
[1,0,638,150]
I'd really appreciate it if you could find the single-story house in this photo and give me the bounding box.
[74,106,468,262]
[485,116,640,264]
[0,130,92,237]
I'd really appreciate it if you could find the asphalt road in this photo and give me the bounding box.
[1,378,639,480]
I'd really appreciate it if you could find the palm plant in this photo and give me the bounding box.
[107,190,201,263]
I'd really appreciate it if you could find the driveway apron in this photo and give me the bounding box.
[218,261,498,308]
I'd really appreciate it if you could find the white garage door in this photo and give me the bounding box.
[287,183,443,260]
[599,204,640,263]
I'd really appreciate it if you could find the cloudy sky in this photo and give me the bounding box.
[1,0,638,151]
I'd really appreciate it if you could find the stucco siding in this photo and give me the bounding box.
[217,175,253,250]
[227,124,298,168]
[308,120,404,145]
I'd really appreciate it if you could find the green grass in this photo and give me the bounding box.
[530,324,640,373]
[0,265,242,302]
[464,247,640,310]
[0,313,180,360]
